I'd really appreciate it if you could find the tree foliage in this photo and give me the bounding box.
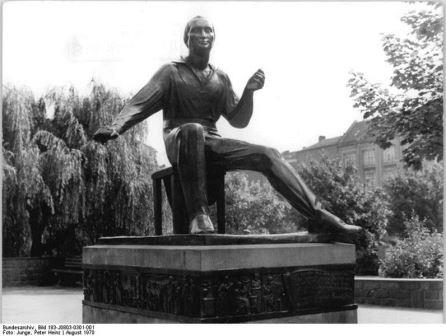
[383,161,443,235]
[348,3,443,169]
[2,83,160,257]
[296,157,391,275]
[212,172,304,235]
[2,87,53,256]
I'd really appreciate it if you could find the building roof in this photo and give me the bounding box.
[302,136,342,151]
[284,120,373,157]
[338,120,372,145]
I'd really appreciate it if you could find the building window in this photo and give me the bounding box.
[343,152,356,167]
[383,146,396,163]
[363,149,376,166]
[364,169,376,188]
[382,166,397,182]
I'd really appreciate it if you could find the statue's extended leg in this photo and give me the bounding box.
[165,123,215,233]
[261,149,361,235]
[207,137,361,235]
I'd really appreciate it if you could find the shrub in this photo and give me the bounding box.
[379,216,443,278]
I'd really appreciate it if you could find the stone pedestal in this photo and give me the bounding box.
[82,234,357,323]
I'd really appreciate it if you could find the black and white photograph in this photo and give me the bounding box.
[1,0,444,328]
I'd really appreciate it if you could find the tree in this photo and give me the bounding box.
[2,86,54,256]
[296,157,391,275]
[348,3,443,169]
[2,83,160,257]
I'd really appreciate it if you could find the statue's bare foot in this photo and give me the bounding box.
[190,214,215,234]
[309,209,362,235]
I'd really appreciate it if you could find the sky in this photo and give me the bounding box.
[2,1,419,165]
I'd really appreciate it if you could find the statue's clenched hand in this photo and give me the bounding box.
[93,127,119,144]
[245,69,265,91]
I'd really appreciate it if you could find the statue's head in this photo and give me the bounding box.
[183,16,215,53]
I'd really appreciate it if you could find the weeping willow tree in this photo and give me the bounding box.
[2,87,53,256]
[2,82,160,257]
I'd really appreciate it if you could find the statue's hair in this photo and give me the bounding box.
[183,16,214,46]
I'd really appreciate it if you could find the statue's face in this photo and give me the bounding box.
[186,18,215,52]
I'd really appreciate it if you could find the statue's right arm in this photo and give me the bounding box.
[220,70,264,129]
[93,64,172,143]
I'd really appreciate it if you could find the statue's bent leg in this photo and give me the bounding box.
[164,123,215,233]
[207,137,361,235]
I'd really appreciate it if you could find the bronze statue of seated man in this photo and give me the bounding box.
[94,16,361,236]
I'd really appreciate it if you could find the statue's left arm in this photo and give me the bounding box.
[110,64,172,135]
[222,69,265,129]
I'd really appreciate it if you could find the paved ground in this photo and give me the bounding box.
[358,304,443,324]
[1,286,444,324]
[2,286,83,324]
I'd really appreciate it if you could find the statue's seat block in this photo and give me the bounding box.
[82,239,358,323]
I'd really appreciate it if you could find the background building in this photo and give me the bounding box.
[282,121,405,188]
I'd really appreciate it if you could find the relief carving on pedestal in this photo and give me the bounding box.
[83,266,353,319]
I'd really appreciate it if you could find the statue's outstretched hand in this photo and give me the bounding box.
[246,69,265,91]
[93,127,119,144]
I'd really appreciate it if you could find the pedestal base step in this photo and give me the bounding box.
[97,232,334,246]
[83,301,357,323]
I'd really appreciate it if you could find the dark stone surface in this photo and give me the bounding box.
[83,302,358,323]
[97,232,334,246]
[2,257,56,287]
[354,277,443,310]
[424,300,443,310]
[83,264,354,322]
